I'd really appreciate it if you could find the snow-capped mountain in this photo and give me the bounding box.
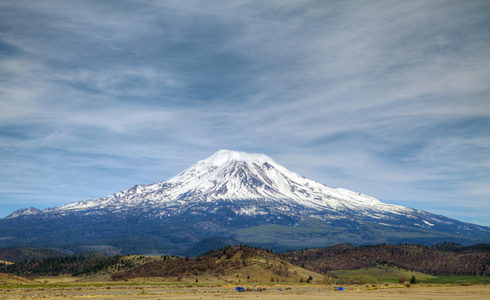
[37,150,409,218]
[2,150,489,255]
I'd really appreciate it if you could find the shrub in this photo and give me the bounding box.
[410,275,416,284]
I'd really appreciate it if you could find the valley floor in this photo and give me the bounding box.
[1,284,489,299]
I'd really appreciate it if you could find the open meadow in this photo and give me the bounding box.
[1,282,490,300]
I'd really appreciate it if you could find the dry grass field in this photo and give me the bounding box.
[1,283,489,299]
[0,273,39,286]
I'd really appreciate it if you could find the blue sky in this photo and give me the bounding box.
[1,1,489,226]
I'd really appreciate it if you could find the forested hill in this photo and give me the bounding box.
[286,243,490,276]
[0,248,69,263]
[0,253,107,277]
[110,246,318,283]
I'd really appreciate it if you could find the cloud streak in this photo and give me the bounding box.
[0,0,489,225]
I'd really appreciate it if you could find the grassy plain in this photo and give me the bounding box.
[424,275,490,285]
[1,282,490,299]
[332,265,435,283]
[329,265,490,285]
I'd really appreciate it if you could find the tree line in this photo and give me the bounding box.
[0,255,107,277]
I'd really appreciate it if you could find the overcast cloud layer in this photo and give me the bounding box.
[1,0,489,225]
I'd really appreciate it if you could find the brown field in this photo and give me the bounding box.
[0,284,489,299]
[0,273,39,286]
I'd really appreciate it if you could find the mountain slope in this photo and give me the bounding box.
[1,150,489,254]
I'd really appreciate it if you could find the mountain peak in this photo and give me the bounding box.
[6,207,41,219]
[202,150,275,167]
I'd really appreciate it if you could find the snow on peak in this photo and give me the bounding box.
[167,150,278,184]
[6,207,41,219]
[43,150,411,217]
[162,150,404,213]
[198,150,275,167]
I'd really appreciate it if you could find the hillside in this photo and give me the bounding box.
[0,248,69,262]
[0,252,107,277]
[286,243,490,276]
[75,255,160,281]
[0,273,39,286]
[332,262,436,284]
[111,246,322,283]
[182,237,242,257]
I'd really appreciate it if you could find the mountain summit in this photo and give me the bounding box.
[2,150,489,255]
[166,149,391,210]
[39,149,406,218]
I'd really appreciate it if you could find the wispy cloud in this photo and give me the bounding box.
[0,0,489,225]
